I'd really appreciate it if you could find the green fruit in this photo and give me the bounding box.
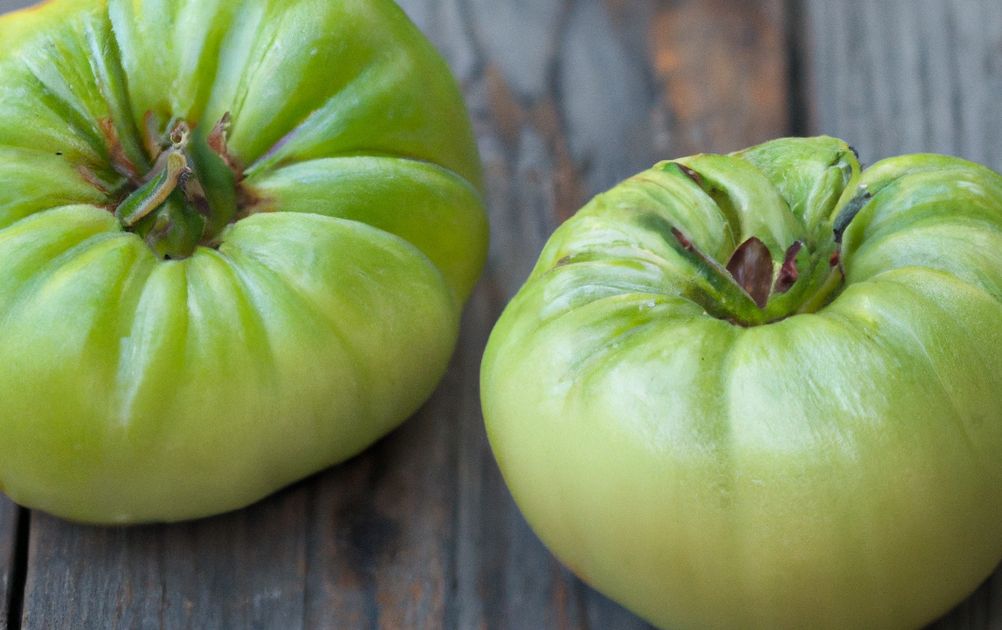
[0,0,486,523]
[482,137,1002,629]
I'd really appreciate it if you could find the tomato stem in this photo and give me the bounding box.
[112,114,246,260]
[115,150,190,227]
[658,147,869,325]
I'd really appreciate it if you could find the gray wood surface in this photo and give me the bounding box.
[0,0,999,628]
[0,498,17,630]
[806,0,1002,172]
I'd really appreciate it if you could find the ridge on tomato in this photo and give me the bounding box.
[481,136,1002,629]
[0,0,487,523]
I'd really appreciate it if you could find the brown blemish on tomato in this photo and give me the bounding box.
[98,117,141,184]
[676,162,704,188]
[76,165,109,195]
[671,226,693,250]
[207,112,244,179]
[231,183,272,223]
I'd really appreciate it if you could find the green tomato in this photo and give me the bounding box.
[482,137,1002,629]
[0,0,486,523]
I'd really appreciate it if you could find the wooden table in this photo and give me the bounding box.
[1,0,1000,627]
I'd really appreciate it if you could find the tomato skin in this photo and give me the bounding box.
[482,137,1002,629]
[0,0,486,523]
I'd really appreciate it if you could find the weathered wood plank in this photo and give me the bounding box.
[804,1,1002,627]
[930,572,1002,630]
[0,0,28,13]
[805,0,1002,172]
[22,489,310,629]
[0,499,19,630]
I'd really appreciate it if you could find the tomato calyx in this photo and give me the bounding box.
[670,226,846,326]
[111,114,247,260]
[658,147,872,326]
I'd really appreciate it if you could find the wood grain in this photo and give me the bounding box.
[0,498,18,630]
[22,492,310,629]
[805,2,1002,627]
[805,0,1002,172]
[0,0,26,12]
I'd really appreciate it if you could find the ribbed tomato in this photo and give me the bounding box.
[0,0,486,523]
[482,137,1002,629]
